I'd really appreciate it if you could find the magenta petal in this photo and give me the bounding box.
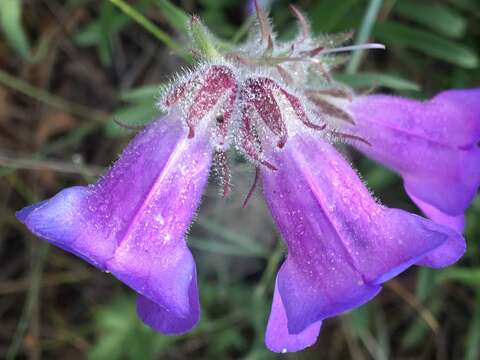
[261,135,462,334]
[265,279,321,353]
[350,88,480,224]
[17,115,212,334]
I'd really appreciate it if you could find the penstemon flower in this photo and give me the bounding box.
[17,1,479,353]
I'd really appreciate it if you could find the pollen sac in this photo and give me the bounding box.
[241,78,287,148]
[239,77,326,151]
[163,65,237,146]
[238,102,278,170]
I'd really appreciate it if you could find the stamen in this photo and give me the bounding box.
[243,78,288,149]
[281,90,327,131]
[186,66,236,139]
[308,95,355,125]
[241,106,278,171]
[242,167,260,208]
[330,130,371,146]
[305,88,353,101]
[113,118,145,131]
[320,43,385,55]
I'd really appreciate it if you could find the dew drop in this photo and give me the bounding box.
[155,213,165,225]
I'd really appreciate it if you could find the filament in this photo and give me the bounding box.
[321,43,385,55]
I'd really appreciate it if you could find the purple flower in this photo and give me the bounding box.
[17,1,477,353]
[349,89,480,234]
[262,134,464,352]
[18,116,212,334]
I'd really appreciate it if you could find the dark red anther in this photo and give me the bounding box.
[243,78,288,149]
[241,105,278,171]
[281,90,327,131]
[186,65,237,138]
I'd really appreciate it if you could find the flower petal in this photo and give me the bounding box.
[265,279,322,353]
[349,88,480,227]
[406,191,465,234]
[136,267,199,335]
[261,135,463,334]
[17,115,212,334]
[407,192,466,268]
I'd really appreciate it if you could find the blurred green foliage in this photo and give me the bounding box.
[0,0,30,58]
[1,0,480,359]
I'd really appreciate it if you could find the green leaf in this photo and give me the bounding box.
[395,1,466,38]
[154,0,190,35]
[465,293,480,360]
[374,22,479,69]
[189,236,265,257]
[401,300,441,349]
[75,0,153,47]
[108,0,186,58]
[449,0,480,13]
[74,14,130,46]
[105,103,160,137]
[98,1,116,65]
[119,85,161,103]
[348,305,370,337]
[0,0,30,58]
[88,296,175,360]
[358,158,401,190]
[190,16,220,60]
[416,268,436,303]
[310,0,359,33]
[437,267,480,286]
[195,217,268,256]
[335,72,421,91]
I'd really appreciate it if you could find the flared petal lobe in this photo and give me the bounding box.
[265,279,322,353]
[349,88,480,233]
[17,115,212,334]
[261,135,463,349]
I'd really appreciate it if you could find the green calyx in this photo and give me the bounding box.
[190,16,220,60]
